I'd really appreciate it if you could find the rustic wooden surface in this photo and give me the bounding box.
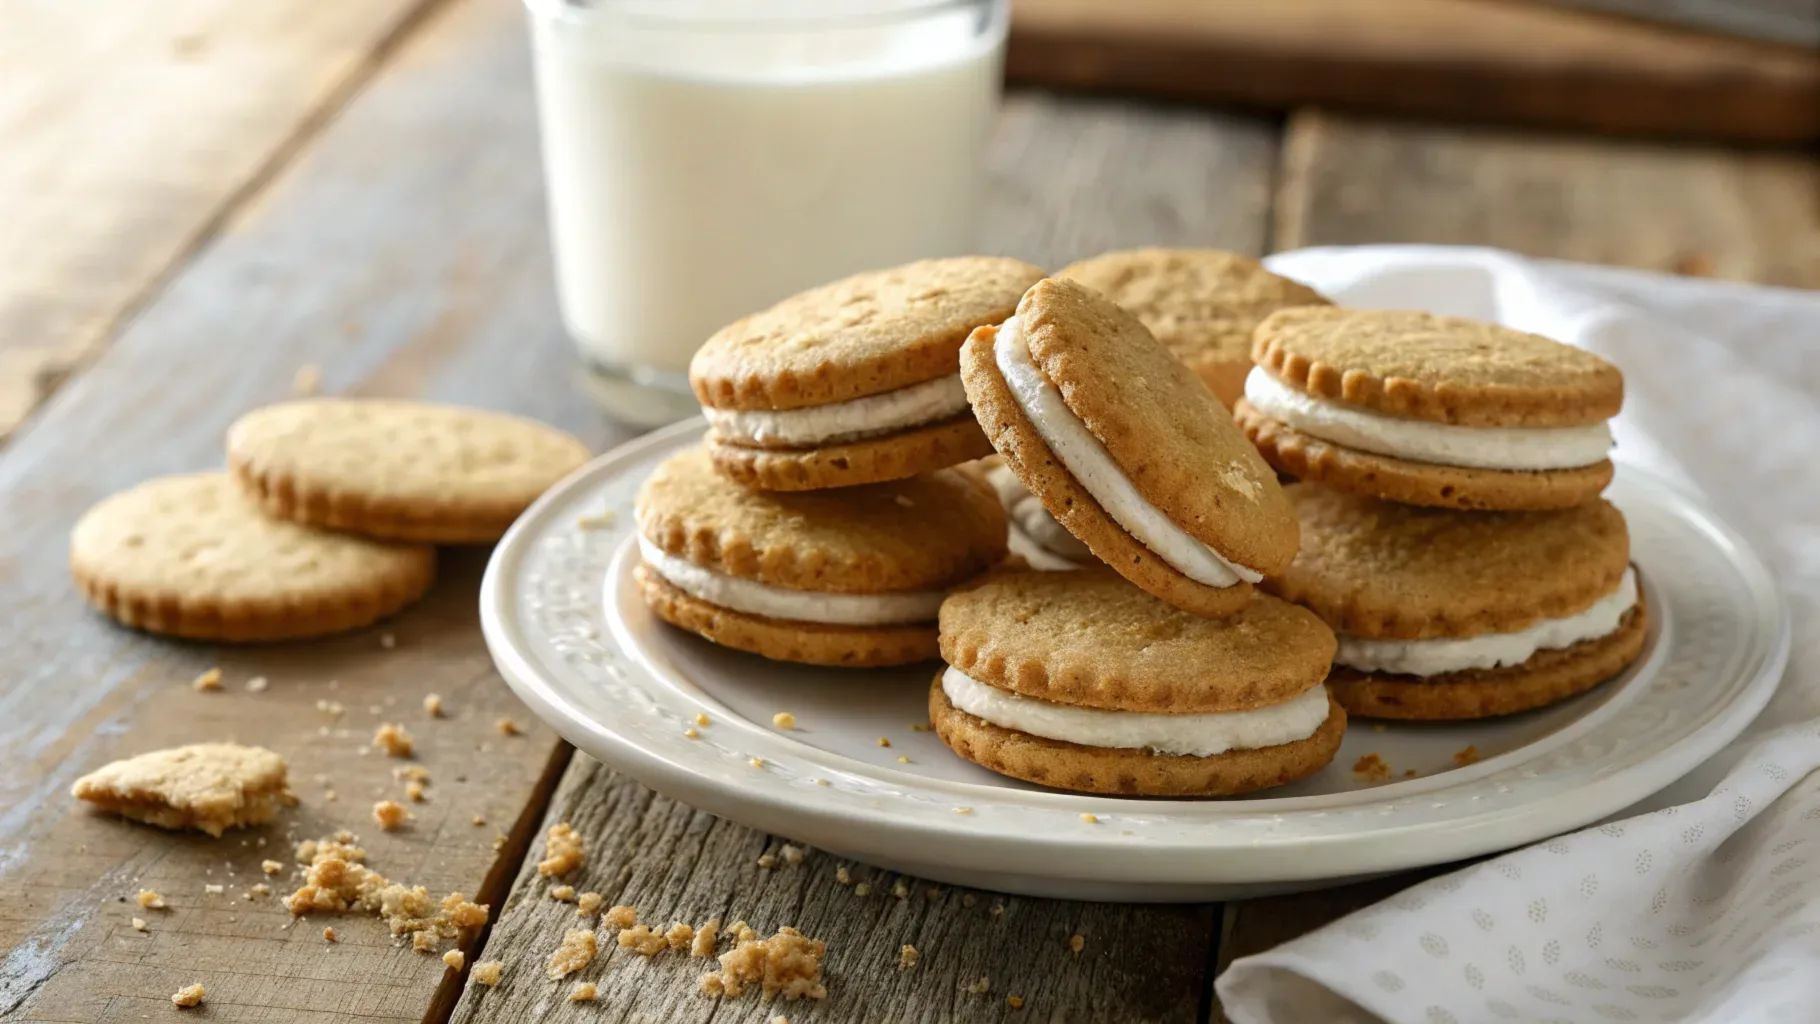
[1007,0,1820,144]
[2,0,1817,1020]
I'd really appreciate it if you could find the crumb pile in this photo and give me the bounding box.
[283,833,487,953]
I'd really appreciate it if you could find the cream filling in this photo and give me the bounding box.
[638,536,944,626]
[983,462,1091,565]
[1243,368,1613,471]
[1336,567,1639,677]
[994,315,1261,588]
[942,667,1330,757]
[703,374,969,448]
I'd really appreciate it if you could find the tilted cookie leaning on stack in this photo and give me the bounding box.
[690,256,1045,491]
[932,569,1343,796]
[634,447,1005,667]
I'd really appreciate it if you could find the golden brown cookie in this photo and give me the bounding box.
[71,473,436,642]
[940,568,1335,713]
[1268,485,1632,639]
[1057,248,1330,408]
[637,568,937,668]
[961,279,1297,618]
[1252,308,1624,427]
[634,447,1005,666]
[1328,600,1647,720]
[71,743,298,836]
[1236,402,1615,511]
[692,257,1043,491]
[228,399,590,543]
[930,681,1347,797]
[691,257,1047,410]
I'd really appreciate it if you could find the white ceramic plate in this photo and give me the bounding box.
[481,419,1789,901]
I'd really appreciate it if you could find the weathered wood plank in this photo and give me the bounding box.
[0,0,438,442]
[0,0,628,1018]
[450,757,1217,1024]
[1213,109,1820,1017]
[449,90,1281,1024]
[1274,109,1820,286]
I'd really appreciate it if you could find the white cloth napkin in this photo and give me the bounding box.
[1218,246,1820,1024]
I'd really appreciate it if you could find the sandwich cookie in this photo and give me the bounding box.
[931,569,1343,796]
[691,257,1046,491]
[1268,485,1645,720]
[1236,308,1623,510]
[962,277,1298,618]
[978,456,1090,571]
[634,447,1006,667]
[1057,248,1331,408]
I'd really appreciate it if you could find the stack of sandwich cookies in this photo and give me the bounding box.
[691,257,1045,491]
[634,448,1006,667]
[1057,248,1331,409]
[962,277,1297,618]
[1269,486,1645,720]
[931,569,1344,796]
[1237,308,1622,510]
[978,457,1090,571]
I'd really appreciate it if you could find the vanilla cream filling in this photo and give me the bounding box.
[638,536,944,626]
[942,667,1330,757]
[1336,567,1639,677]
[703,374,970,448]
[993,316,1261,588]
[983,462,1091,565]
[1243,368,1613,471]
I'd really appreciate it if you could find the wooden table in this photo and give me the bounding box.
[2,1,1815,1021]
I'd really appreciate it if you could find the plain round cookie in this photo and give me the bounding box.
[228,399,590,543]
[1267,484,1632,639]
[931,680,1347,796]
[1328,600,1647,720]
[636,568,937,667]
[1251,307,1624,427]
[691,256,1047,411]
[637,447,1007,593]
[705,415,994,492]
[939,568,1335,714]
[1056,248,1330,408]
[71,473,435,642]
[1235,400,1615,511]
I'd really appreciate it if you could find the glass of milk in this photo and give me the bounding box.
[526,0,1010,426]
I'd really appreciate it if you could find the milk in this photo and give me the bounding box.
[528,1,1006,417]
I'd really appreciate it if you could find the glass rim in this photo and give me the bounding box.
[523,0,999,32]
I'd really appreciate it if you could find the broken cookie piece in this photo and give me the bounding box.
[71,743,296,837]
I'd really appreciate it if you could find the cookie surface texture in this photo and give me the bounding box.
[1057,248,1330,407]
[691,256,1047,411]
[71,472,436,642]
[228,399,591,543]
[938,568,1334,713]
[71,743,297,836]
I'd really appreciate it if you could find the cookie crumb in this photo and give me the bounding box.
[684,728,700,739]
[990,903,1005,918]
[576,891,602,916]
[472,960,503,986]
[245,675,269,693]
[876,737,891,748]
[835,866,851,885]
[471,814,485,827]
[423,693,444,717]
[967,975,990,994]
[1371,723,1388,733]
[698,926,827,1000]
[1352,753,1392,783]
[1008,995,1025,1008]
[569,982,598,1002]
[899,944,918,969]
[137,889,165,910]
[412,929,439,952]
[547,928,597,979]
[323,926,337,942]
[538,822,586,877]
[292,364,321,396]
[770,1017,788,1024]
[892,881,908,900]
[1405,769,1418,778]
[695,713,710,727]
[171,983,206,1008]
[749,757,764,769]
[373,723,413,758]
[854,883,872,897]
[443,949,464,970]
[373,799,410,831]
[249,884,271,897]
[665,921,695,950]
[1079,813,1098,824]
[496,718,522,737]
[909,723,933,732]
[772,712,796,729]
[620,924,668,956]
[406,780,428,803]
[604,904,637,930]
[380,632,397,650]
[814,779,830,787]
[262,860,284,875]
[1068,933,1085,954]
[204,884,224,895]
[550,885,576,902]
[895,756,911,763]
[757,854,777,869]
[781,844,804,865]
[953,807,972,815]
[962,893,976,907]
[192,668,222,692]
[691,919,719,957]
[730,920,757,944]
[1453,745,1481,767]
[131,917,148,931]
